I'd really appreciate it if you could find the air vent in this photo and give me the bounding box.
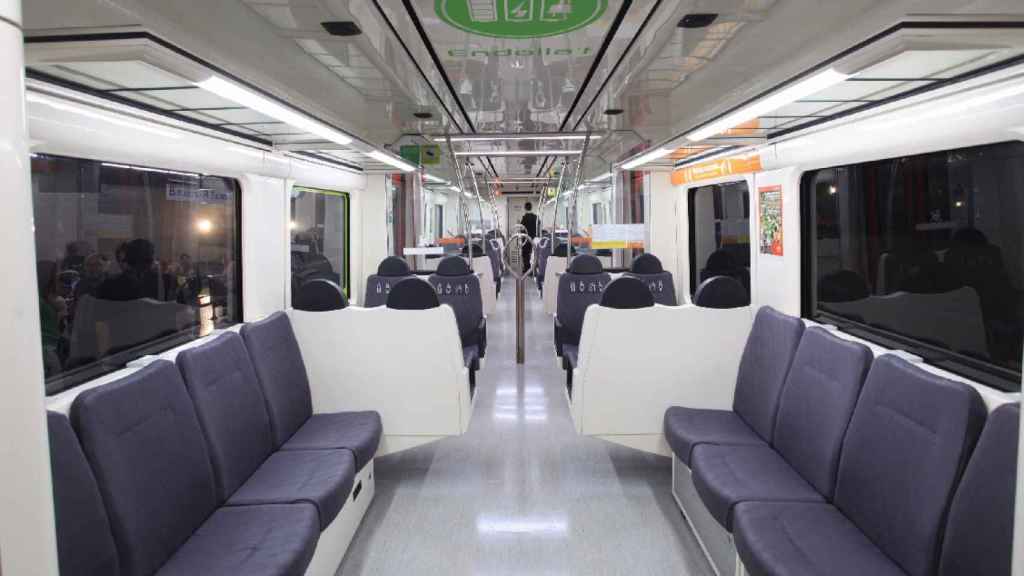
[414,111,433,119]
[603,108,624,116]
[321,21,362,37]
[678,13,718,29]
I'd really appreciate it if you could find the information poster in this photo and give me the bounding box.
[758,185,783,256]
[592,224,645,249]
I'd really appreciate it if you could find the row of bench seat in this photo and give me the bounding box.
[664,306,1018,576]
[48,311,382,576]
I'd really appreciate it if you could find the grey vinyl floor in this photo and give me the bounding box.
[336,277,713,576]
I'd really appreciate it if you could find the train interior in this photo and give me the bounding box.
[1,1,1024,575]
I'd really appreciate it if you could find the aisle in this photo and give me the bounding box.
[336,278,712,576]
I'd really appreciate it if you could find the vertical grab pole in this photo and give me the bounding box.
[568,129,592,260]
[445,135,472,269]
[516,274,525,363]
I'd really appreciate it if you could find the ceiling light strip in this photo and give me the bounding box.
[455,150,583,157]
[366,150,417,172]
[196,76,354,146]
[432,134,601,142]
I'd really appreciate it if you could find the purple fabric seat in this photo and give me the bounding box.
[734,355,986,576]
[71,361,318,576]
[663,407,767,466]
[663,307,804,465]
[938,403,1019,576]
[155,504,318,576]
[226,449,355,530]
[47,411,120,576]
[241,312,382,470]
[691,328,872,530]
[177,332,355,530]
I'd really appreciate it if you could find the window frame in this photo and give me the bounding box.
[289,186,352,297]
[687,180,752,297]
[33,153,244,396]
[799,144,1023,392]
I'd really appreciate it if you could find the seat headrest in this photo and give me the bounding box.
[538,237,551,249]
[293,279,348,311]
[631,253,664,274]
[694,275,749,309]
[386,278,440,310]
[568,254,603,275]
[705,249,738,272]
[378,256,411,276]
[436,255,472,277]
[601,277,655,309]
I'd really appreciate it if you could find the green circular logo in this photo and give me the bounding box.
[437,0,607,39]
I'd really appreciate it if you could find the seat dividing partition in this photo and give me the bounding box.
[732,355,987,576]
[288,304,471,455]
[542,254,567,315]
[70,360,320,576]
[572,303,756,455]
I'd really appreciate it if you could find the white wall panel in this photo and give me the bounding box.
[750,168,802,315]
[0,13,60,576]
[241,174,289,320]
[358,175,389,306]
[648,172,679,293]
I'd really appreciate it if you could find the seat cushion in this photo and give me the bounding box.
[691,444,824,531]
[939,403,1019,576]
[156,504,319,576]
[663,406,767,466]
[562,344,578,370]
[733,501,907,576]
[226,449,355,530]
[282,412,382,471]
[71,360,219,576]
[47,412,120,576]
[176,332,274,501]
[240,312,314,449]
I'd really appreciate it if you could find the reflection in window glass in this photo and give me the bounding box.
[290,187,350,302]
[31,154,241,394]
[805,141,1024,390]
[688,182,751,296]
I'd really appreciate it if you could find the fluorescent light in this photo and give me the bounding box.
[463,191,474,198]
[685,68,850,142]
[424,173,447,183]
[454,150,582,157]
[588,172,613,182]
[27,92,183,139]
[448,186,460,193]
[621,147,673,170]
[365,150,417,172]
[196,76,353,146]
[433,134,600,142]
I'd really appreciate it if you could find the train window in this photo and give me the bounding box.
[688,182,751,297]
[31,154,242,395]
[290,187,350,300]
[803,141,1024,391]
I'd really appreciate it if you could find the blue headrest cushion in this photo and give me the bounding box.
[386,278,440,310]
[436,255,472,277]
[631,253,664,274]
[695,275,749,309]
[601,277,655,309]
[378,256,411,276]
[568,254,603,275]
[293,279,348,311]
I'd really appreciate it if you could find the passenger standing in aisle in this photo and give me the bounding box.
[520,202,538,274]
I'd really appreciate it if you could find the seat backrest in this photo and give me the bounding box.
[694,276,749,308]
[176,332,274,501]
[47,411,120,576]
[939,403,1019,576]
[240,311,314,448]
[732,306,805,443]
[387,277,441,310]
[771,328,873,498]
[600,277,655,309]
[834,355,986,576]
[556,255,611,344]
[429,257,483,344]
[293,278,348,311]
[71,361,218,576]
[626,254,677,305]
[364,256,413,307]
